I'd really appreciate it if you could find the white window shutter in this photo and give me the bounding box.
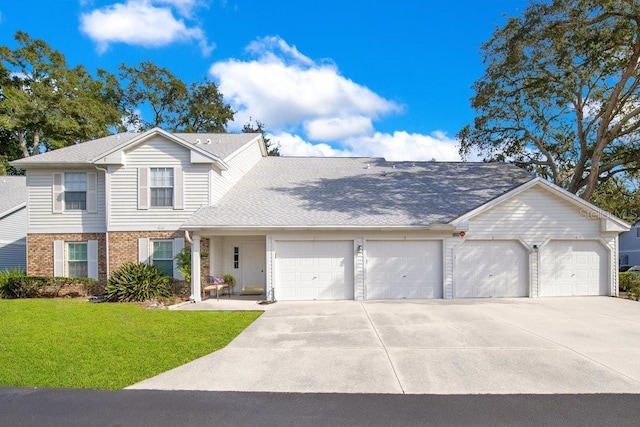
[53,240,64,276]
[138,168,149,210]
[173,237,185,279]
[87,240,99,280]
[174,166,184,210]
[87,172,98,214]
[138,238,150,264]
[52,173,63,213]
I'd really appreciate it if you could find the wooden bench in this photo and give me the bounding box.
[202,277,229,301]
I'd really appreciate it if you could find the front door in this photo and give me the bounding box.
[240,242,266,293]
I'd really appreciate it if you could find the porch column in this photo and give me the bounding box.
[190,234,202,302]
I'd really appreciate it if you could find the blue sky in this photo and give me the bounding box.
[0,0,528,160]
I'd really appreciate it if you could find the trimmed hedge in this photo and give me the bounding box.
[620,271,640,300]
[0,274,96,299]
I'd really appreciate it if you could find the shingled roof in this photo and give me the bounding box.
[0,176,27,218]
[10,131,260,167]
[182,157,534,229]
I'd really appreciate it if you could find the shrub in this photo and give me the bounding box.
[105,263,172,302]
[0,272,95,299]
[619,272,640,292]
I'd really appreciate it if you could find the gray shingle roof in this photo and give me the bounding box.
[0,176,27,218]
[183,157,534,229]
[10,131,260,167]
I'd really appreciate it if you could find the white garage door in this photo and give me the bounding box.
[455,240,528,298]
[366,240,442,299]
[539,240,608,296]
[276,241,354,301]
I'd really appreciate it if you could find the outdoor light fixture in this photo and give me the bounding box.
[357,244,363,253]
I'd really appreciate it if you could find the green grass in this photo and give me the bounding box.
[0,299,262,389]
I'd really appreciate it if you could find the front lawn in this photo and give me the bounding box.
[0,299,261,389]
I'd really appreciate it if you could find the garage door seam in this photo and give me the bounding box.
[360,302,406,394]
[489,316,640,386]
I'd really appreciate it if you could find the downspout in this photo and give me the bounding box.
[95,166,110,280]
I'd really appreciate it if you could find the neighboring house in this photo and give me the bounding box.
[11,128,630,301]
[619,222,640,267]
[0,176,27,271]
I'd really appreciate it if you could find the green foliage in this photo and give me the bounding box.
[0,31,124,161]
[459,0,640,203]
[0,271,95,299]
[174,247,192,284]
[0,299,262,389]
[243,117,281,156]
[223,274,236,292]
[120,61,233,132]
[620,272,640,293]
[105,263,172,302]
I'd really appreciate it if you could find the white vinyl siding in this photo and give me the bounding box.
[111,136,205,230]
[0,207,27,271]
[468,186,601,240]
[210,140,263,204]
[29,170,105,233]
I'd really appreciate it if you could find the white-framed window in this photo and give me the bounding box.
[64,172,87,210]
[152,240,174,277]
[54,240,98,280]
[150,168,174,207]
[67,242,88,277]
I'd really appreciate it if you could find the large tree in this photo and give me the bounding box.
[0,31,123,160]
[120,61,233,132]
[458,0,640,202]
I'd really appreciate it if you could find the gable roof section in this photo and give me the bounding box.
[450,177,631,231]
[10,128,262,169]
[0,176,27,219]
[182,157,534,230]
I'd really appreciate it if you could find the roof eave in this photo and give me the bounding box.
[0,202,26,219]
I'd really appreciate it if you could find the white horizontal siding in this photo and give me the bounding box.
[469,186,601,241]
[0,208,26,270]
[211,141,263,204]
[110,137,210,231]
[27,169,106,233]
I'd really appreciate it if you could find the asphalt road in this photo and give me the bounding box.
[2,387,640,427]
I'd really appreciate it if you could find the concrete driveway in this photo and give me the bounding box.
[128,297,640,394]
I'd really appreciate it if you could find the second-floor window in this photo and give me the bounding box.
[150,168,174,207]
[65,172,87,210]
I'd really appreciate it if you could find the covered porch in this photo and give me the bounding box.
[187,232,269,303]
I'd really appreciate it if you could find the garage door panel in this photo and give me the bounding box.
[276,241,354,301]
[540,241,607,296]
[455,241,528,298]
[366,240,442,300]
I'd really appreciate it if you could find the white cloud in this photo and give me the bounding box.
[304,116,374,141]
[80,0,213,55]
[210,36,400,131]
[271,132,352,157]
[273,130,463,161]
[211,36,467,162]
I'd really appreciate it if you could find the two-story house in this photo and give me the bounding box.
[12,127,629,302]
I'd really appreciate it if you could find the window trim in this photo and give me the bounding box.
[151,240,174,277]
[150,168,174,208]
[67,242,89,278]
